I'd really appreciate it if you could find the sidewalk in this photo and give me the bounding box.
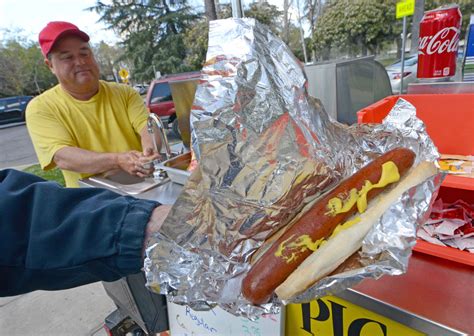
[0,282,115,336]
[0,124,37,170]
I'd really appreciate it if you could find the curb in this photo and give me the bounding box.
[2,163,38,171]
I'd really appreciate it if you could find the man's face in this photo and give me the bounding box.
[46,35,100,93]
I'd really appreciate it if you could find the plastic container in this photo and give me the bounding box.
[156,152,192,185]
[357,94,474,155]
[357,93,474,266]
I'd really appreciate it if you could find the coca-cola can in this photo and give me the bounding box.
[417,5,462,80]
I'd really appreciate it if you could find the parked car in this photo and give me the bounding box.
[385,55,418,94]
[0,96,33,125]
[386,51,466,92]
[145,71,200,139]
[133,83,149,96]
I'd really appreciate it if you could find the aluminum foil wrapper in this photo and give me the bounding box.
[145,18,441,317]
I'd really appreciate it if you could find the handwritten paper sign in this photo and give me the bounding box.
[167,300,284,336]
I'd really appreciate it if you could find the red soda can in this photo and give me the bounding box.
[417,5,462,79]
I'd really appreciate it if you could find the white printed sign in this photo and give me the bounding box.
[167,300,284,336]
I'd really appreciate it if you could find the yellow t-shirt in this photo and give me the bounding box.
[26,81,148,187]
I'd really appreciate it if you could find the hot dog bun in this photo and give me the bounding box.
[275,161,437,300]
[242,148,416,304]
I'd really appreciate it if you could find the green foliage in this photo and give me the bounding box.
[286,25,310,61]
[425,0,473,38]
[217,3,283,34]
[183,2,296,69]
[89,0,198,80]
[310,0,473,61]
[312,0,400,60]
[0,37,57,97]
[23,164,65,187]
[93,41,124,81]
[245,2,283,35]
[183,19,209,70]
[377,56,398,67]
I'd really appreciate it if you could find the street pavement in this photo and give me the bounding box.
[0,284,115,336]
[0,123,37,169]
[0,123,181,335]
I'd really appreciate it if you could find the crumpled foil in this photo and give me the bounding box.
[144,18,442,318]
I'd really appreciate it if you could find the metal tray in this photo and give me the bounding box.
[157,152,192,185]
[89,171,166,195]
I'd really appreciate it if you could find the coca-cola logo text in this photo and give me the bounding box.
[418,26,460,55]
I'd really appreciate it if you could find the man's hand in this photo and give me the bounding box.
[133,148,160,177]
[140,148,161,166]
[142,205,172,257]
[54,147,147,176]
[116,150,151,177]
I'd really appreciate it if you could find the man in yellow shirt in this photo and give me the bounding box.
[26,21,160,187]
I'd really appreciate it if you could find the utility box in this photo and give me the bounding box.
[304,56,392,125]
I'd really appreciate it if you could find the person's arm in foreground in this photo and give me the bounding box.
[0,169,171,297]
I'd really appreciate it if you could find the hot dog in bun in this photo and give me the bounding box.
[242,148,435,304]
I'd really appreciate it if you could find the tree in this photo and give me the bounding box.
[204,0,217,21]
[304,0,323,61]
[89,0,198,81]
[304,0,323,41]
[182,2,285,70]
[311,0,401,60]
[245,2,284,35]
[410,0,425,54]
[310,1,337,60]
[425,0,473,39]
[183,19,209,70]
[286,24,312,61]
[216,2,283,33]
[93,41,124,82]
[0,42,23,96]
[282,0,294,44]
[0,37,57,97]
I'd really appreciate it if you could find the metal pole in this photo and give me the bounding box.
[113,68,119,83]
[400,16,407,94]
[296,0,308,63]
[231,0,244,18]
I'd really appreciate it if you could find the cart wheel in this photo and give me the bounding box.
[103,316,146,336]
[127,325,146,336]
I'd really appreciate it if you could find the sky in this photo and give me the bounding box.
[0,0,120,44]
[0,0,302,46]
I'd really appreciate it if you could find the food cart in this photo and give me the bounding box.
[351,90,473,336]
[79,90,472,336]
[80,17,472,336]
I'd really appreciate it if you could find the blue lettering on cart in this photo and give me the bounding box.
[185,306,218,333]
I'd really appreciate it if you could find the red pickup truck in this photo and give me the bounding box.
[145,71,200,138]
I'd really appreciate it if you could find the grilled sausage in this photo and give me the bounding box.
[241,147,416,304]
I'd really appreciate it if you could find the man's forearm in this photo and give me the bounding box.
[54,146,119,174]
[140,125,161,154]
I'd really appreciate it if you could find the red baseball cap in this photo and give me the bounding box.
[38,21,90,57]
